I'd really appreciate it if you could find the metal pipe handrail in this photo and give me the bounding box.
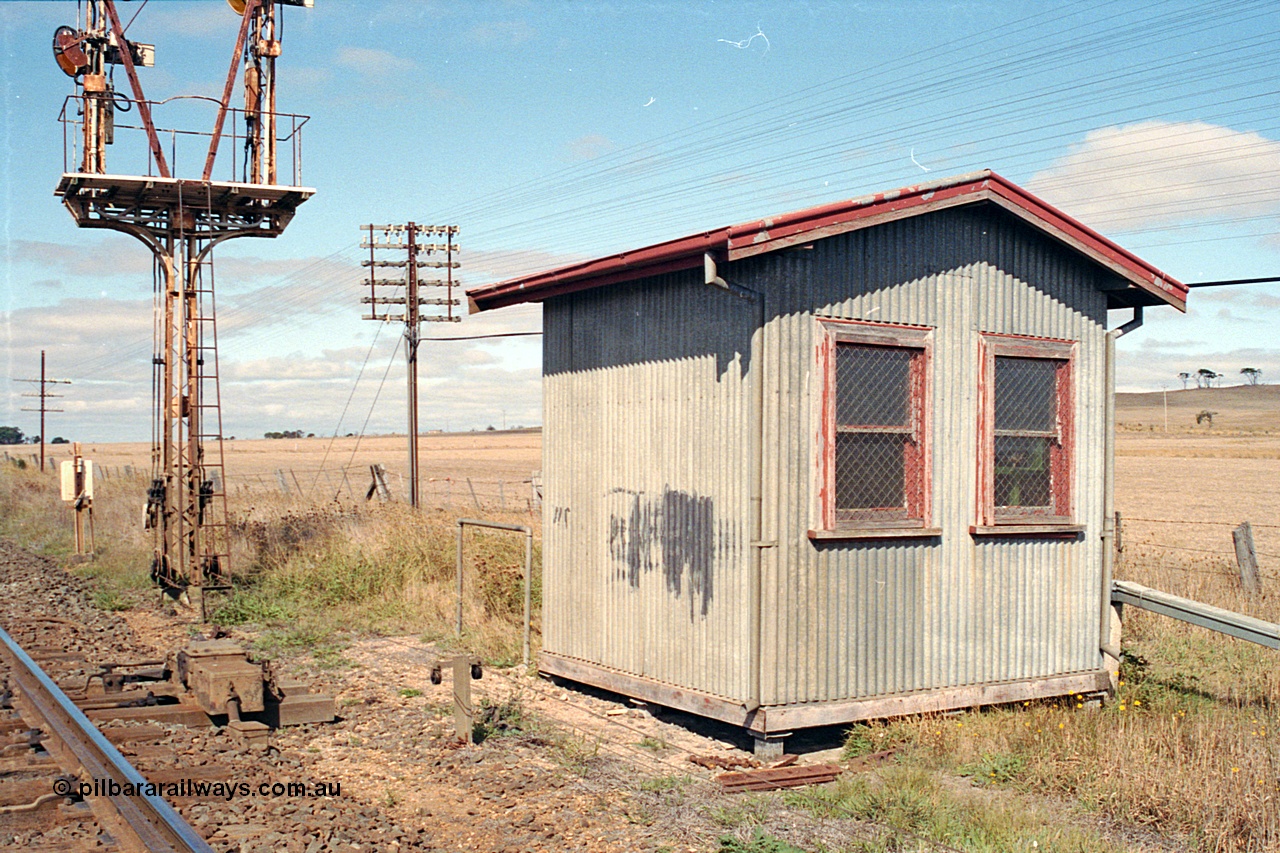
[1112,580,1280,649]
[456,518,535,666]
[58,94,310,185]
[0,624,215,853]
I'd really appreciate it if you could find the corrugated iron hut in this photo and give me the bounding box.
[468,171,1187,753]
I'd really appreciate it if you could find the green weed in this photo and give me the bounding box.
[718,828,806,853]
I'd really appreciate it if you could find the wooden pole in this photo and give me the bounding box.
[1234,522,1261,593]
[453,655,473,744]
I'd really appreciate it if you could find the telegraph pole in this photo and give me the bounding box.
[15,351,72,472]
[360,223,461,507]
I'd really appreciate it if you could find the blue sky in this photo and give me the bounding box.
[3,0,1279,442]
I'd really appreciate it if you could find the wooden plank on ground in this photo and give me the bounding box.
[717,762,841,792]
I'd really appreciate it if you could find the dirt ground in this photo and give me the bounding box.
[12,389,1279,851]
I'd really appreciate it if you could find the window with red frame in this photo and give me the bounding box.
[818,322,930,532]
[979,336,1074,526]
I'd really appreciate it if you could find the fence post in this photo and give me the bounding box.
[524,526,533,668]
[1234,522,1261,593]
[455,522,465,636]
[467,477,480,510]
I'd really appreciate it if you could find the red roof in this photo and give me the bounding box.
[467,170,1186,312]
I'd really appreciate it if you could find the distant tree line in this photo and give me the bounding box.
[263,430,315,439]
[1177,368,1262,389]
[0,427,60,445]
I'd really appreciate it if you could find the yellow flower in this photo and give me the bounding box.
[1058,723,1065,729]
[1232,767,1240,773]
[1133,700,1141,706]
[1119,704,1126,711]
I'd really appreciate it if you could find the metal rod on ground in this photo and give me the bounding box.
[1234,522,1261,593]
[1112,580,1278,647]
[467,477,479,510]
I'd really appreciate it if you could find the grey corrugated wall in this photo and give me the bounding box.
[542,269,756,701]
[747,204,1108,707]
[541,202,1110,712]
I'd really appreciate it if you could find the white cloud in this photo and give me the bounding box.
[465,21,537,48]
[2,267,546,442]
[129,3,240,40]
[334,46,416,76]
[1117,342,1280,392]
[322,46,451,104]
[567,133,616,162]
[1028,121,1280,232]
[462,247,587,285]
[6,237,155,279]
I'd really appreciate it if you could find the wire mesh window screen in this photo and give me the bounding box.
[834,344,919,520]
[993,356,1061,511]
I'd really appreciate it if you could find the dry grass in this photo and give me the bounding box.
[0,456,542,668]
[1117,384,1280,435]
[847,428,1280,852]
[7,402,1280,849]
[218,498,541,665]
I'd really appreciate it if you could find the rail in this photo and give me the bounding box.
[0,624,215,853]
[1111,580,1280,649]
[456,518,534,666]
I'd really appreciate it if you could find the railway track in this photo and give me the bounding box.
[0,540,433,852]
[0,623,214,852]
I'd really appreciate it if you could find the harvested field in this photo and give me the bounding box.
[4,386,1280,851]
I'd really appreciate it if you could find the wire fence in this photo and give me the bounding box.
[1,450,541,515]
[4,449,1272,586]
[1117,513,1280,599]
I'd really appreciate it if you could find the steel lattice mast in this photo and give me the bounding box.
[53,0,314,615]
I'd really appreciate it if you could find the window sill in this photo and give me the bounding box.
[970,524,1084,538]
[809,527,943,541]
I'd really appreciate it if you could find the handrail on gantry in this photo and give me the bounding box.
[0,624,215,853]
